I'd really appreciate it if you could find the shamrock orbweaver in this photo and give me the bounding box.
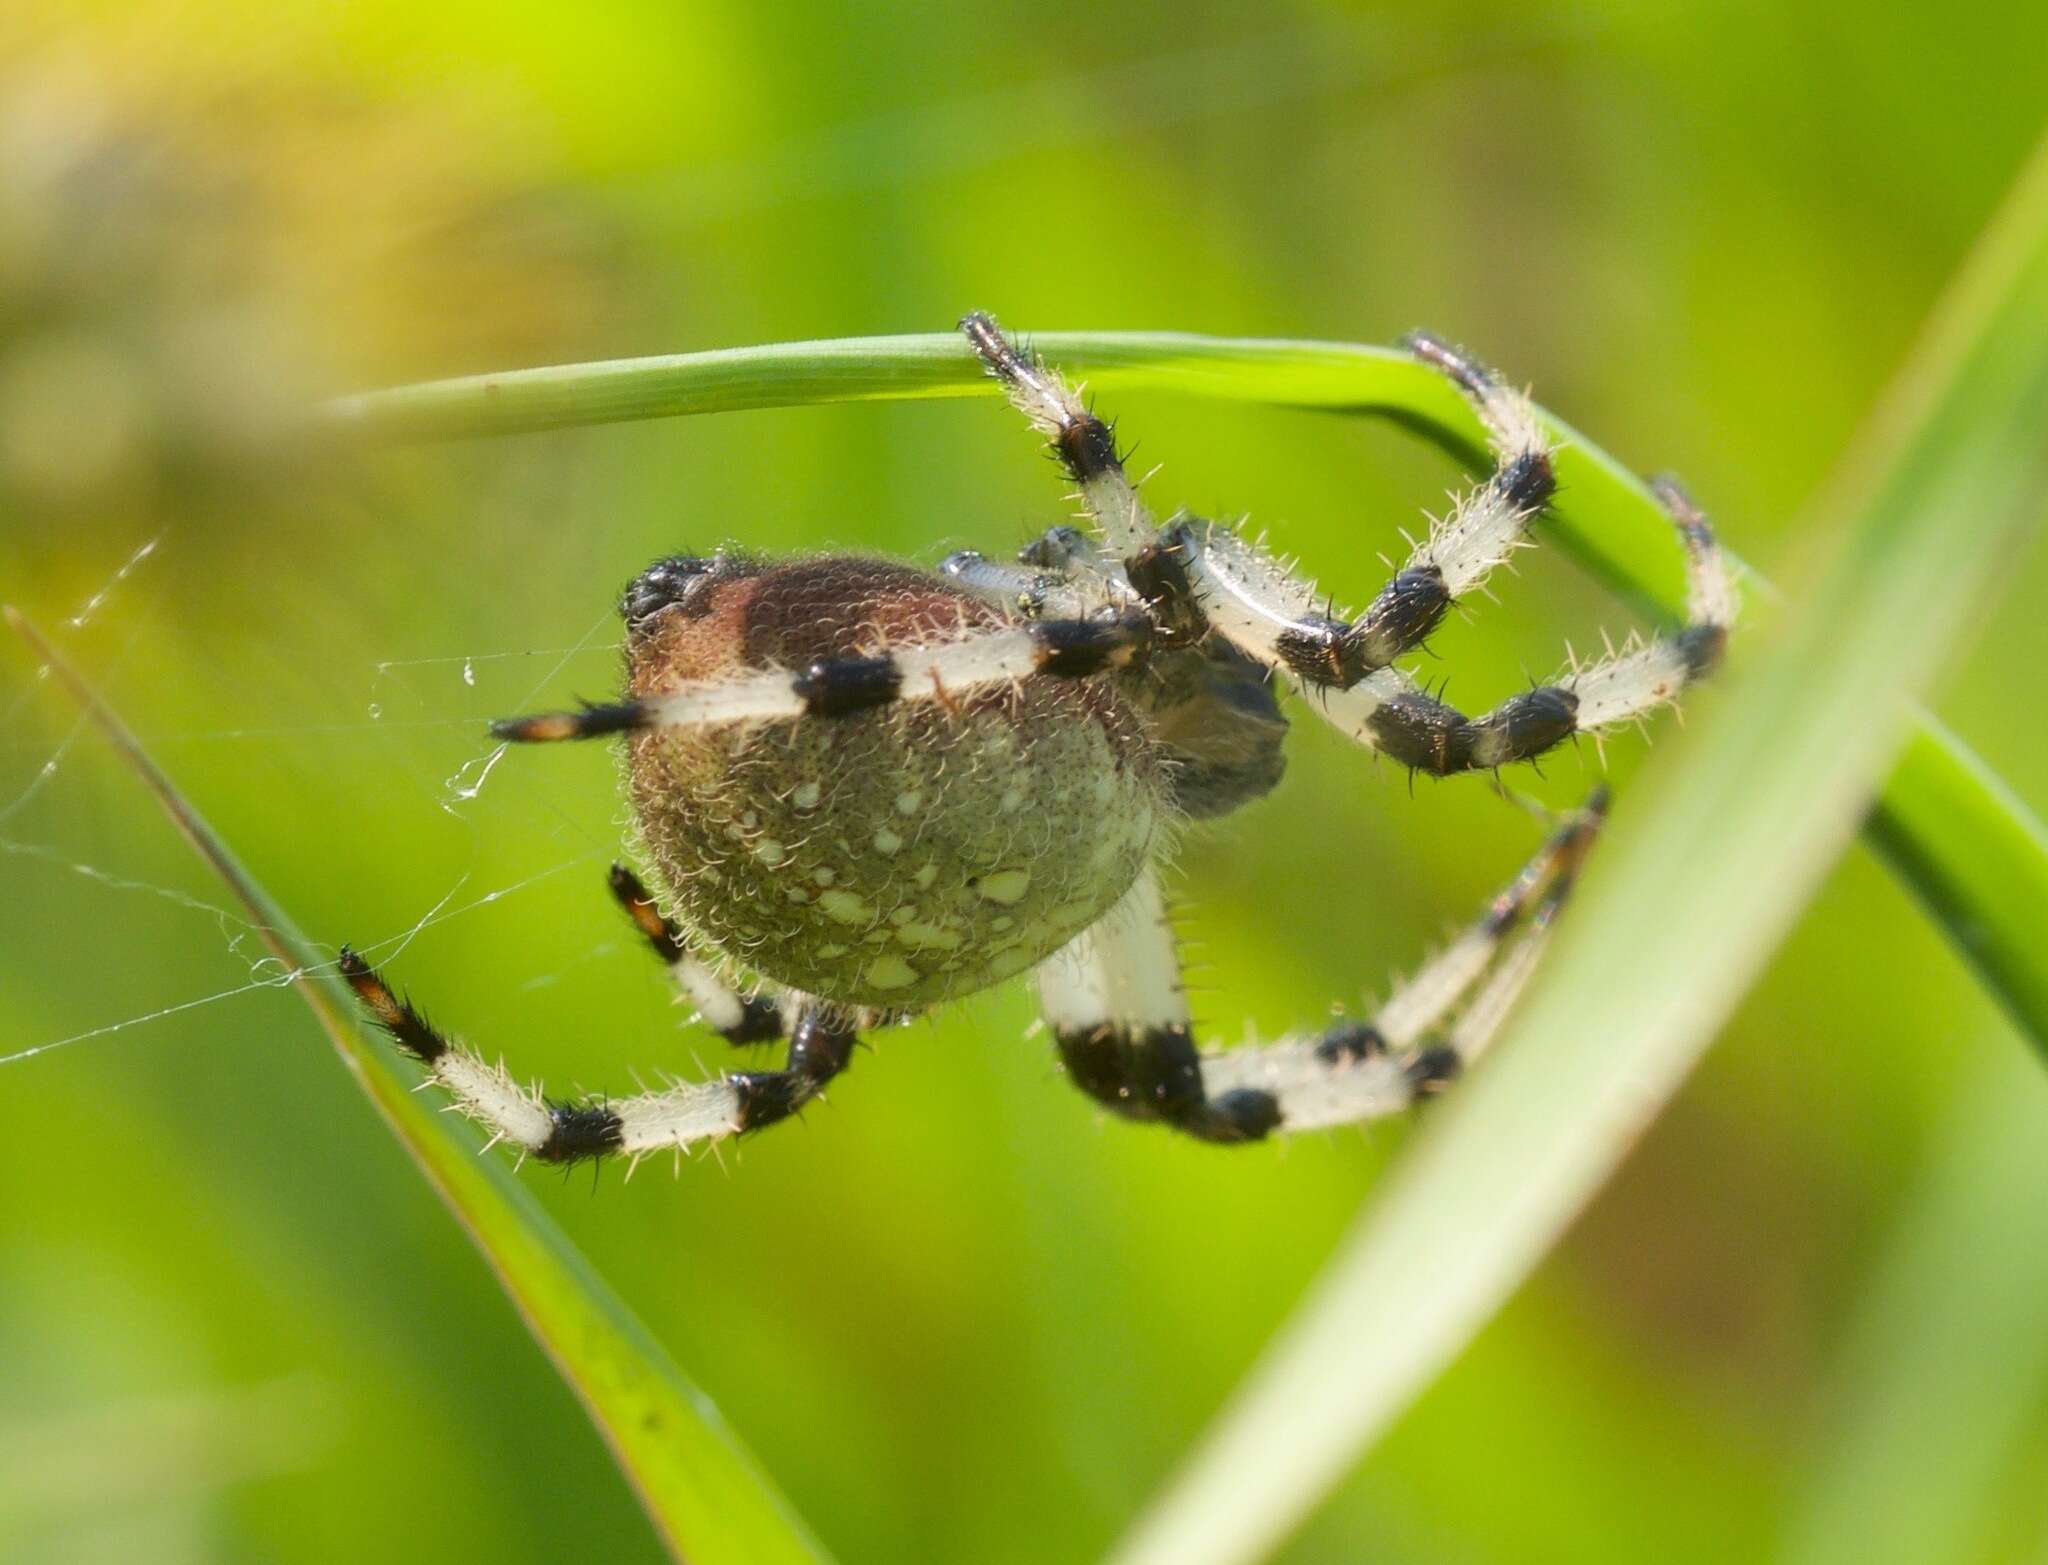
[340,314,1733,1169]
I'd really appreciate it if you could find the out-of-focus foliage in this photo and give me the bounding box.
[9,604,832,1565]
[3,4,2046,1564]
[0,8,612,531]
[1115,139,2048,1563]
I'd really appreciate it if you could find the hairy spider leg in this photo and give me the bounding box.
[963,313,1732,776]
[1035,791,1605,1141]
[939,526,1149,649]
[606,863,783,1045]
[960,311,1159,559]
[1433,878,1568,1069]
[960,317,1548,659]
[936,551,1080,618]
[488,609,1157,742]
[1169,333,1558,684]
[338,949,857,1166]
[1301,475,1733,773]
[1168,338,1731,773]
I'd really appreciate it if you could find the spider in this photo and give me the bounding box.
[339,314,1733,1169]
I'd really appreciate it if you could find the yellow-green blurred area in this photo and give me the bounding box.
[4,2,2047,1562]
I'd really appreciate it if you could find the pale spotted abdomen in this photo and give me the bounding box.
[623,556,1165,1010]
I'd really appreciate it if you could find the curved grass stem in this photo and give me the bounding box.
[324,325,2048,1062]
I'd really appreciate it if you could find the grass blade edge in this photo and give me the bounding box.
[3,605,835,1565]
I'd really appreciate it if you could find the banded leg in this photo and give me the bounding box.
[1037,793,1604,1142]
[490,610,1157,743]
[938,551,1097,622]
[1197,797,1600,1127]
[1309,476,1733,774]
[1150,328,1729,772]
[961,312,1159,558]
[606,864,783,1045]
[965,316,1558,674]
[962,314,1211,642]
[1037,868,1280,1143]
[940,526,1137,622]
[1157,332,1556,683]
[338,950,857,1167]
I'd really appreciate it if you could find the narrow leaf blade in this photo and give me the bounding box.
[4,606,833,1565]
[1104,128,2048,1565]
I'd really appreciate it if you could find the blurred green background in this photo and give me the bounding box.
[5,2,2047,1561]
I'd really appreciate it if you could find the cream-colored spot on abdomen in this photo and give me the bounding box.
[866,955,920,990]
[896,921,962,951]
[820,890,873,925]
[873,827,903,855]
[751,838,786,866]
[792,782,822,810]
[895,790,924,816]
[976,869,1032,905]
[982,944,1036,981]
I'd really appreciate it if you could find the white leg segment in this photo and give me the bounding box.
[1281,475,1734,770]
[1443,909,1556,1069]
[1038,867,1189,1037]
[1173,522,1326,669]
[1407,349,1553,598]
[937,552,1093,620]
[1038,797,1604,1140]
[962,312,1160,557]
[613,1079,746,1153]
[434,1047,744,1155]
[433,1050,555,1149]
[340,950,850,1166]
[670,952,755,1036]
[496,612,1155,744]
[1194,1038,1416,1132]
[1553,474,1736,731]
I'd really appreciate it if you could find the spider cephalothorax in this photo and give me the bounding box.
[342,315,1733,1168]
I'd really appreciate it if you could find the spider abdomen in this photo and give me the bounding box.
[623,556,1165,1008]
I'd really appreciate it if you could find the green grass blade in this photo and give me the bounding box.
[3,607,834,1565]
[321,331,2048,1062]
[1780,1036,2048,1565]
[1103,129,2048,1565]
[1866,724,2048,1044]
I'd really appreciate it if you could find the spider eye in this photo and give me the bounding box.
[621,555,722,632]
